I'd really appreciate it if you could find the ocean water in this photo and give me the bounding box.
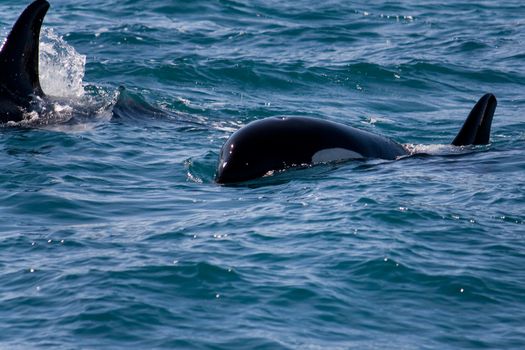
[1,0,524,349]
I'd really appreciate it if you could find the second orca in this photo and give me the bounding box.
[216,93,497,184]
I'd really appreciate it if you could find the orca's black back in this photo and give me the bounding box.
[0,0,49,116]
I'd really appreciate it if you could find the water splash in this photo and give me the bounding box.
[39,28,86,98]
[403,143,477,156]
[3,28,117,129]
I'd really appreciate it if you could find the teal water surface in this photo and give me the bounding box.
[1,0,525,349]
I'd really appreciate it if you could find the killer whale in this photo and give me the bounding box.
[216,93,497,184]
[0,0,49,124]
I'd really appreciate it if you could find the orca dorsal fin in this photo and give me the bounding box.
[0,0,50,99]
[451,93,497,146]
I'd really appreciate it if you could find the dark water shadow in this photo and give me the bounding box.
[111,86,209,132]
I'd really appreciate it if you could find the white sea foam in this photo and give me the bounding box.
[39,28,86,98]
[403,143,469,156]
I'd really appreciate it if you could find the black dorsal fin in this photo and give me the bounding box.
[0,0,50,99]
[452,93,497,146]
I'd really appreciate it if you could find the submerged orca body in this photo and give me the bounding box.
[0,0,49,124]
[216,94,497,184]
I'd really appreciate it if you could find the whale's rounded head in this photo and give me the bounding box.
[216,141,261,184]
[215,118,312,184]
[215,123,277,184]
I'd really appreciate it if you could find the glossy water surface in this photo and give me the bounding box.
[1,0,524,349]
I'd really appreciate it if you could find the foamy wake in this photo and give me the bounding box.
[403,143,473,156]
